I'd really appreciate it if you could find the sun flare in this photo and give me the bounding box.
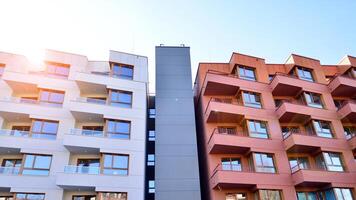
[26,48,46,71]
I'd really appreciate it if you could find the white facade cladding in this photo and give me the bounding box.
[0,49,148,200]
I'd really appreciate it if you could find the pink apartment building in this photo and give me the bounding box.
[194,53,356,200]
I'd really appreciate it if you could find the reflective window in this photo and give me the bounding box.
[148,180,155,193]
[1,159,22,174]
[311,120,333,138]
[110,90,132,108]
[147,154,155,166]
[238,66,256,81]
[253,153,276,173]
[334,188,354,200]
[316,152,344,172]
[103,154,129,175]
[100,193,127,200]
[296,192,317,200]
[221,158,242,171]
[281,126,300,139]
[23,154,52,176]
[344,126,356,140]
[289,157,309,173]
[39,89,65,106]
[149,109,156,118]
[303,92,323,108]
[217,127,237,135]
[46,62,70,78]
[31,119,58,139]
[258,190,282,200]
[296,67,314,82]
[72,196,96,200]
[76,159,100,174]
[226,193,247,200]
[247,120,268,139]
[148,130,155,141]
[106,119,130,139]
[242,91,262,108]
[15,193,45,200]
[111,63,134,80]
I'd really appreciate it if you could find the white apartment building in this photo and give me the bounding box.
[0,49,148,200]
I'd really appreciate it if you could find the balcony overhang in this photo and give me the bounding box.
[292,170,356,187]
[76,80,107,96]
[0,111,30,122]
[4,80,38,95]
[204,81,239,96]
[338,102,356,123]
[329,76,356,97]
[276,103,311,123]
[206,110,244,123]
[348,136,356,151]
[270,75,303,96]
[70,111,104,123]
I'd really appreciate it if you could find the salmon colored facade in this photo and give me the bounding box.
[194,53,356,200]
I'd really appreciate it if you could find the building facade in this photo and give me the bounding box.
[194,53,356,200]
[155,46,202,200]
[0,49,148,200]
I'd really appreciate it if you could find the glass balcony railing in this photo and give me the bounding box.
[0,129,30,137]
[64,165,100,175]
[70,129,105,137]
[0,166,21,175]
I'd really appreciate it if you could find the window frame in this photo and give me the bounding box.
[147,154,155,166]
[251,152,277,173]
[316,152,345,172]
[31,119,59,139]
[14,193,45,200]
[38,88,65,106]
[288,157,310,173]
[72,195,97,200]
[110,62,134,80]
[102,153,129,176]
[309,120,334,138]
[256,189,282,200]
[109,89,133,108]
[46,61,70,78]
[221,157,242,171]
[148,130,155,141]
[105,119,131,139]
[22,154,52,176]
[241,91,262,108]
[99,192,128,200]
[237,65,257,81]
[246,120,269,139]
[294,66,315,82]
[148,180,155,193]
[302,91,324,109]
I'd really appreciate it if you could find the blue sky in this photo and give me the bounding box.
[0,0,355,91]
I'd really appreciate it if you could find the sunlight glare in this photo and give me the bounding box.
[26,48,46,71]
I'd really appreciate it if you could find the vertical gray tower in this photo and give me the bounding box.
[155,46,201,200]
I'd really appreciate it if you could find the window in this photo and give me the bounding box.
[289,157,309,173]
[303,92,323,108]
[252,153,276,173]
[102,154,129,175]
[296,192,317,200]
[31,119,58,139]
[111,63,134,80]
[11,126,31,137]
[334,99,344,110]
[147,154,155,166]
[334,188,354,200]
[344,126,356,140]
[309,120,333,138]
[148,130,155,141]
[72,196,96,200]
[81,126,104,136]
[86,97,106,104]
[148,180,155,193]
[281,126,300,138]
[316,152,344,172]
[100,192,127,200]
[226,193,247,200]
[247,120,268,139]
[22,154,52,176]
[76,159,100,174]
[221,158,242,171]
[46,62,70,78]
[14,193,45,200]
[1,159,22,174]
[256,190,282,200]
[295,67,314,82]
[217,127,237,135]
[149,109,156,118]
[109,90,132,108]
[242,91,262,108]
[0,196,13,200]
[268,75,274,81]
[0,64,5,76]
[106,119,130,139]
[39,89,65,106]
[238,66,256,81]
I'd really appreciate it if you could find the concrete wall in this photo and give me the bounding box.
[155,46,201,200]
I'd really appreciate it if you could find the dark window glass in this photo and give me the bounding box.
[106,120,130,139]
[238,66,256,81]
[111,63,134,80]
[73,196,96,200]
[110,90,132,108]
[31,120,58,139]
[22,154,52,176]
[289,157,309,172]
[344,126,356,139]
[247,120,268,138]
[102,154,129,175]
[296,67,314,82]
[296,192,317,200]
[242,91,262,108]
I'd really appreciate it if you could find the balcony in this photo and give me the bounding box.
[56,165,133,190]
[338,100,356,123]
[207,129,281,154]
[291,166,356,187]
[328,75,356,97]
[346,134,356,151]
[0,167,54,188]
[283,131,346,153]
[209,164,291,189]
[276,101,336,123]
[205,98,273,123]
[201,71,240,96]
[63,129,143,153]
